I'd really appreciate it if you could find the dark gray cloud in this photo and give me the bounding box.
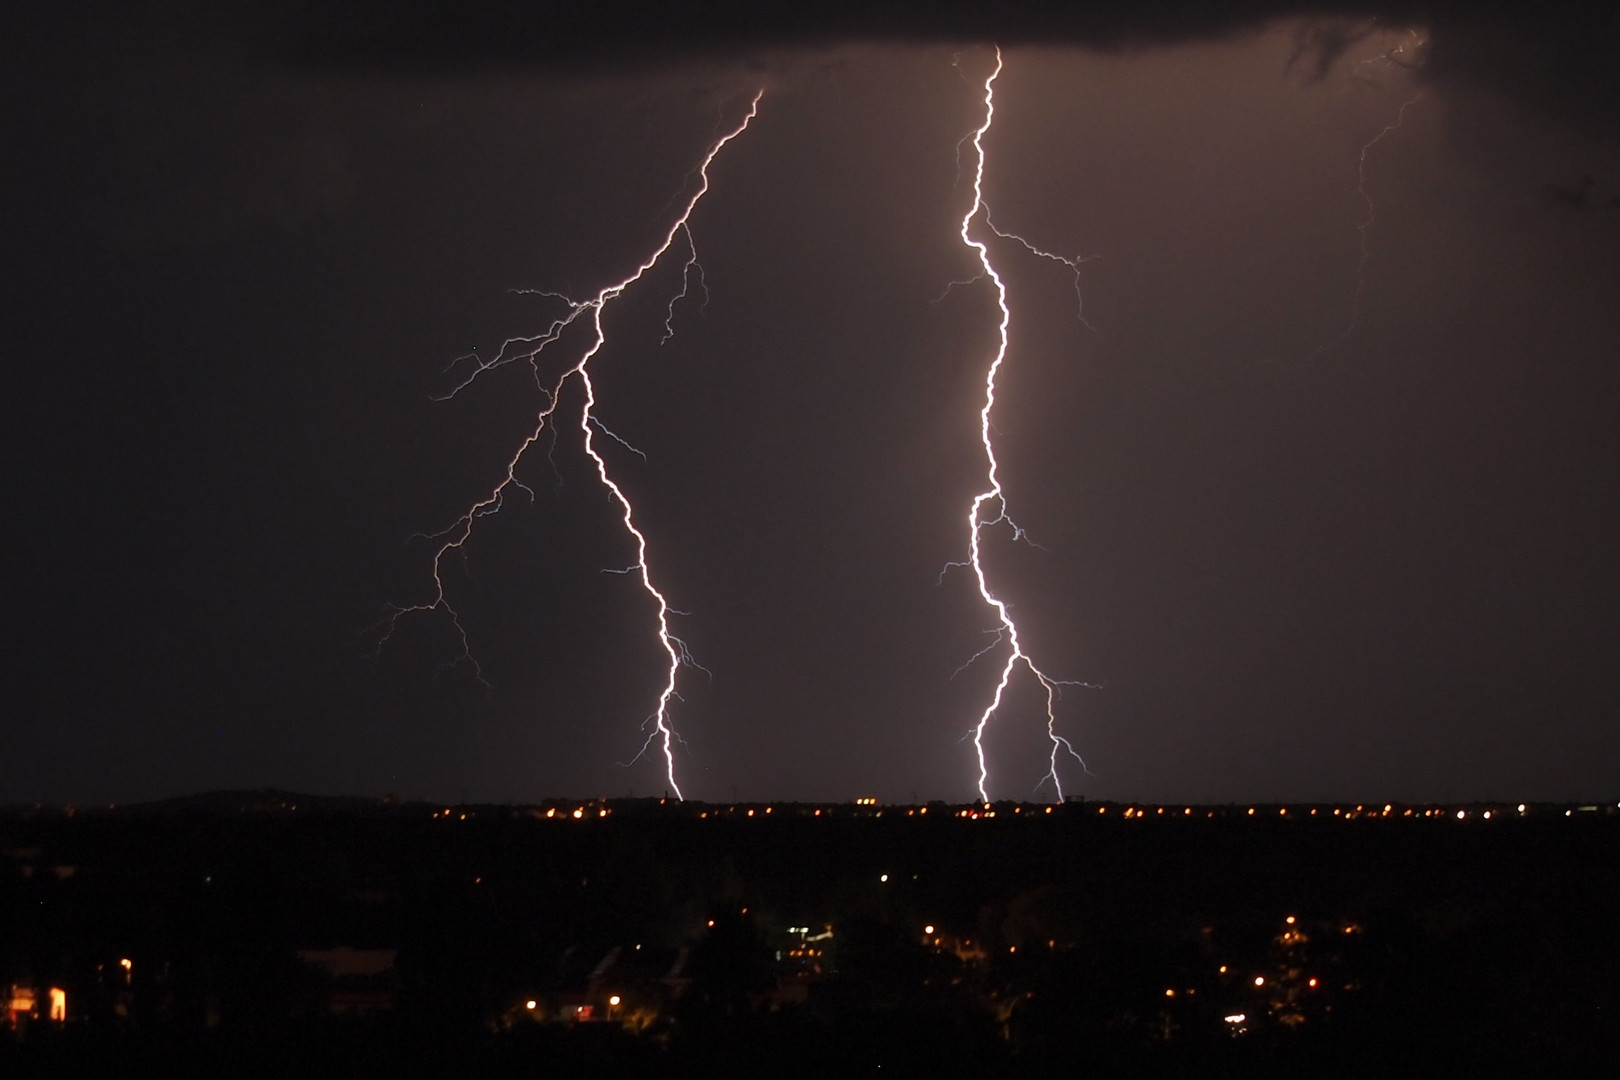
[260,1,1617,125]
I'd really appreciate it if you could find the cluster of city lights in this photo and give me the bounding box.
[406,799,1619,824]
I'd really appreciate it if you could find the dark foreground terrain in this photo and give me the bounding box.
[3,795,1618,1077]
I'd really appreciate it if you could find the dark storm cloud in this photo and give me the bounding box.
[263,1,1617,124]
[9,1,1610,252]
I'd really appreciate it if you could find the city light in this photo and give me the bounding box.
[525,1000,537,1010]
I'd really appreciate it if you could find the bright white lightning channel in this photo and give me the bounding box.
[380,91,764,801]
[953,48,1094,804]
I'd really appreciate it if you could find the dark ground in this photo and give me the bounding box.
[3,796,1617,1077]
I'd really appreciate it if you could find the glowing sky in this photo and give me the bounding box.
[7,5,1618,804]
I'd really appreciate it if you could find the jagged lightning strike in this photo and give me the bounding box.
[952,48,1094,804]
[379,91,764,801]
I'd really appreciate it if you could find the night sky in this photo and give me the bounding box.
[7,3,1618,805]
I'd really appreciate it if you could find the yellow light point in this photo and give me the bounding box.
[609,995,621,1007]
[1285,916,1296,925]
[814,809,821,816]
[525,1000,537,1010]
[746,809,754,817]
[1279,808,1286,815]
[707,919,715,928]
[1254,976,1265,987]
[1247,807,1255,816]
[955,47,1093,804]
[1457,810,1466,820]
[379,91,765,801]
[120,958,133,971]
[1185,807,1192,815]
[1219,965,1228,974]
[1308,978,1318,988]
[1384,804,1393,814]
[1165,988,1175,997]
[924,925,936,935]
[573,808,584,819]
[545,808,555,818]
[1518,803,1527,813]
[1045,806,1052,814]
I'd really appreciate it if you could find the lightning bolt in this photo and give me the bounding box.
[952,48,1094,804]
[1312,89,1422,357]
[378,91,764,801]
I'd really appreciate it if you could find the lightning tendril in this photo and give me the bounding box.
[1312,90,1422,357]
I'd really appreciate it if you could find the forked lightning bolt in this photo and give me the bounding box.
[379,91,764,801]
[953,48,1093,804]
